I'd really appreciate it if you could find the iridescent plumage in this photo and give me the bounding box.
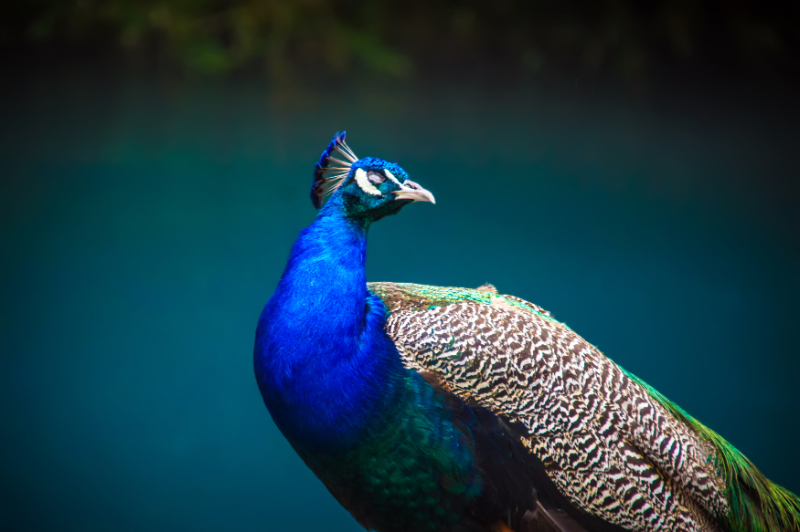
[371,282,800,532]
[254,133,800,532]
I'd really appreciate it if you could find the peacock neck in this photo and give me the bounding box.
[255,197,402,452]
[279,200,371,333]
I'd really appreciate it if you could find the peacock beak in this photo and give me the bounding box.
[393,180,436,204]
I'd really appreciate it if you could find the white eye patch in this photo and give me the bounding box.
[355,168,382,196]
[383,169,403,186]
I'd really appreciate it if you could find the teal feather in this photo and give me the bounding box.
[293,371,483,532]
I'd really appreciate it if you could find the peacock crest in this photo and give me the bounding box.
[311,131,359,208]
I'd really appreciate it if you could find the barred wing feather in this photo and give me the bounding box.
[369,282,728,532]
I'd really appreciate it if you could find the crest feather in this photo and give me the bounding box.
[311,131,359,209]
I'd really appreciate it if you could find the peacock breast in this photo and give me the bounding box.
[295,371,484,532]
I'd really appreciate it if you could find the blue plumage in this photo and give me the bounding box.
[255,133,573,532]
[255,193,399,449]
[256,132,800,532]
[253,188,490,530]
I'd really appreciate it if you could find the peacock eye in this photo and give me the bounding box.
[367,171,385,185]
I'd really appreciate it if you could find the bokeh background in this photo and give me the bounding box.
[1,2,798,531]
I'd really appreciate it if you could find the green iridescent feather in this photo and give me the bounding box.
[624,370,800,532]
[370,282,560,324]
[293,370,483,532]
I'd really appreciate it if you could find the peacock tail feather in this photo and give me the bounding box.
[625,371,800,532]
[370,282,800,532]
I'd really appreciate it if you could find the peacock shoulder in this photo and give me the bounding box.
[368,281,728,532]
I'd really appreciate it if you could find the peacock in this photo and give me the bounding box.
[253,132,800,532]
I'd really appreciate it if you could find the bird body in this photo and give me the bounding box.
[254,133,800,532]
[255,198,484,531]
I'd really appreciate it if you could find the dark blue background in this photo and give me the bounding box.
[2,69,798,530]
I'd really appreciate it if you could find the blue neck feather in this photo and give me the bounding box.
[254,195,403,452]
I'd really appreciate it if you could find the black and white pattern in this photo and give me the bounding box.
[370,282,728,532]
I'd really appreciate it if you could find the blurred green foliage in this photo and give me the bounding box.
[3,1,797,85]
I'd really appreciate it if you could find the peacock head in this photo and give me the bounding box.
[311,131,435,221]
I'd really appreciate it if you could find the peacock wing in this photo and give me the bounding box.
[369,282,727,532]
